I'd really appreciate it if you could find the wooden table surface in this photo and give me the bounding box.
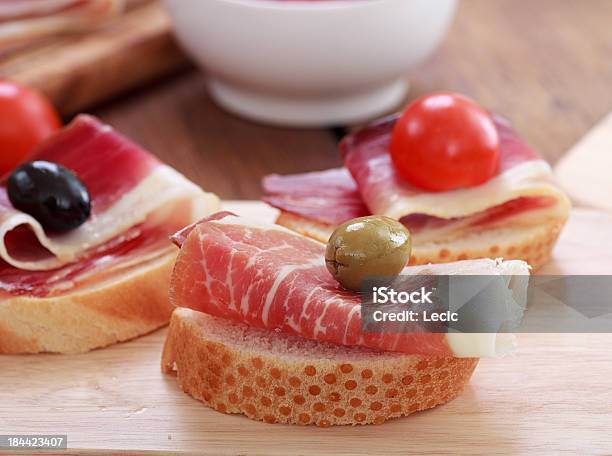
[89,0,612,201]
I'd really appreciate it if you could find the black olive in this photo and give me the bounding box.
[7,161,91,233]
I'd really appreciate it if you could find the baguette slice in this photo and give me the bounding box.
[0,249,176,355]
[162,308,479,426]
[276,210,564,270]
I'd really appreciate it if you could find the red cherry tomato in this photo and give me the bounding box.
[0,80,61,178]
[390,92,500,192]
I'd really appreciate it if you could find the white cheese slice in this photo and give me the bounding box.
[381,160,570,220]
[407,258,529,357]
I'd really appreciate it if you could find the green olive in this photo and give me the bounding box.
[325,216,412,291]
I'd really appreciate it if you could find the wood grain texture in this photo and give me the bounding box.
[0,1,189,115]
[89,0,612,202]
[1,202,611,455]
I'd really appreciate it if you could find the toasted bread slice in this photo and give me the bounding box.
[0,250,176,355]
[162,308,478,426]
[276,211,564,270]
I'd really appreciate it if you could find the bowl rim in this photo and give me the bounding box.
[196,0,387,12]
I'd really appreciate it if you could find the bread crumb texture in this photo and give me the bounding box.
[162,309,478,426]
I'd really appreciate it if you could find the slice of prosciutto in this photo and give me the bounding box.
[262,168,368,226]
[0,114,219,273]
[341,114,567,219]
[170,212,529,357]
[0,0,123,50]
[263,114,570,244]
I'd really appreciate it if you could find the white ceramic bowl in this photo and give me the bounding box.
[163,0,458,127]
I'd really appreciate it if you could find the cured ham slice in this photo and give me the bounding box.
[340,114,567,220]
[170,212,528,357]
[0,114,219,272]
[262,168,368,226]
[0,0,123,49]
[0,222,171,297]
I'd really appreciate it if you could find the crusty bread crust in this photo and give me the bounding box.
[162,309,478,426]
[0,251,177,355]
[276,211,564,270]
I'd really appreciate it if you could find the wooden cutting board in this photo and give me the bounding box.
[0,1,189,115]
[555,111,612,213]
[1,201,611,456]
